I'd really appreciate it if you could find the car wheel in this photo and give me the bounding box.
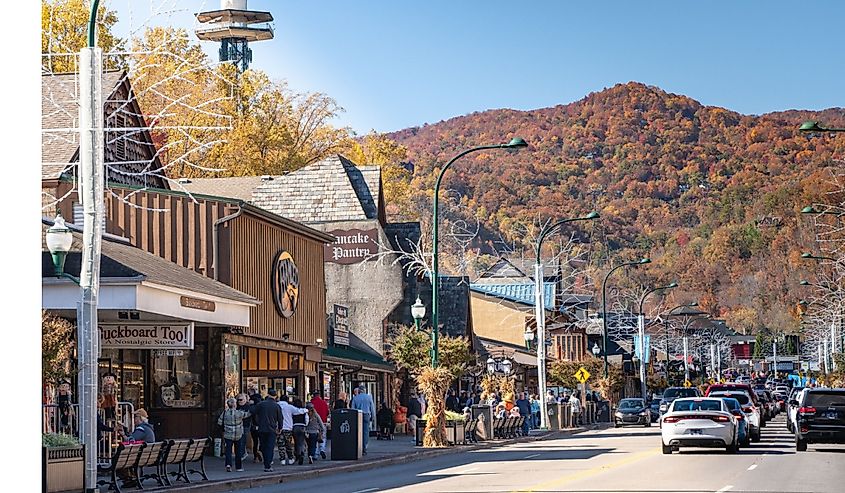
[662,442,672,455]
[796,437,807,452]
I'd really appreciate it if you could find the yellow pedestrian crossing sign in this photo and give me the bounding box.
[684,380,692,388]
[575,367,591,384]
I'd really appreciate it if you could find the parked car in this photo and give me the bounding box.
[659,387,701,415]
[793,388,845,451]
[719,396,750,447]
[708,390,760,442]
[660,397,738,454]
[787,387,806,433]
[614,398,652,427]
[736,375,751,384]
[649,398,662,422]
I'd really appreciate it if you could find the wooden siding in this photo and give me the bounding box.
[225,213,327,345]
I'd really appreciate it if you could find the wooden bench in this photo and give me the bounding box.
[492,417,505,438]
[96,442,145,493]
[464,416,480,443]
[167,438,210,484]
[135,441,167,489]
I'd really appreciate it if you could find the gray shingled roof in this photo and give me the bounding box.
[251,155,382,223]
[42,71,124,180]
[42,221,259,305]
[177,175,273,201]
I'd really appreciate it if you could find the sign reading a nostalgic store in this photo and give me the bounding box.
[333,304,350,345]
[271,250,300,318]
[324,228,379,264]
[100,323,195,349]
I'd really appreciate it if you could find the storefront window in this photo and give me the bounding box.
[152,346,206,408]
[224,344,241,399]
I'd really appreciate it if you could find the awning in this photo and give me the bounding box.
[476,336,537,368]
[322,344,395,372]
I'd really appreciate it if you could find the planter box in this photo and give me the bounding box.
[43,446,84,493]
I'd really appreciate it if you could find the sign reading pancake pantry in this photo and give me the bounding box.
[324,228,379,264]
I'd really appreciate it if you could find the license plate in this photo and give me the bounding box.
[824,412,838,419]
[688,429,702,435]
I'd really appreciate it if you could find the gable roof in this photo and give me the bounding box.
[250,155,383,223]
[178,175,271,201]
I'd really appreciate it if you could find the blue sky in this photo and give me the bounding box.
[108,0,844,134]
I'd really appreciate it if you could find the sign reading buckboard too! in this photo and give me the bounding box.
[324,228,379,264]
[99,323,195,349]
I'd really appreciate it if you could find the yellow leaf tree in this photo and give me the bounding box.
[42,0,123,73]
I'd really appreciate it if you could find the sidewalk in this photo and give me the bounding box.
[124,425,603,493]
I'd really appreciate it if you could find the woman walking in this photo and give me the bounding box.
[236,394,253,461]
[291,398,308,465]
[304,402,326,463]
[217,397,251,472]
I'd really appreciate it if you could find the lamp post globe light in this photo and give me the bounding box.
[637,282,678,401]
[524,329,534,349]
[501,358,513,375]
[431,138,528,368]
[592,342,601,357]
[487,357,496,374]
[601,258,651,378]
[411,297,426,330]
[532,211,599,430]
[46,213,74,277]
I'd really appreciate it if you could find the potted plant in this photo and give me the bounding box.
[43,433,84,493]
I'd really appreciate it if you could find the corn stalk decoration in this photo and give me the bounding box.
[417,367,453,447]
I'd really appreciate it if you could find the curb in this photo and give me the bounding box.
[157,427,599,493]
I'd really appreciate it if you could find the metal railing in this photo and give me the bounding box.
[42,401,135,462]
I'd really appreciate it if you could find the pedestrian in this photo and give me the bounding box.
[118,409,156,443]
[465,392,475,408]
[278,395,307,465]
[350,385,376,455]
[217,397,250,472]
[235,394,253,462]
[253,389,283,472]
[545,389,556,406]
[304,402,325,463]
[407,391,422,442]
[446,389,460,413]
[377,401,394,439]
[291,397,308,465]
[569,391,582,426]
[310,390,329,459]
[417,390,427,417]
[334,390,348,410]
[248,392,263,462]
[458,390,468,410]
[530,394,541,429]
[515,392,531,434]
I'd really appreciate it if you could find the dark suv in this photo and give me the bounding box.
[794,388,845,451]
[659,387,701,415]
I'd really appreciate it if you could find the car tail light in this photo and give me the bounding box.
[798,406,816,415]
[710,415,731,422]
[663,416,681,423]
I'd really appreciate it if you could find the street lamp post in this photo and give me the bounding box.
[431,138,528,367]
[601,258,651,378]
[664,303,699,385]
[532,212,599,430]
[637,282,678,401]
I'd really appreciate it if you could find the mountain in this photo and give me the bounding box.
[385,82,845,334]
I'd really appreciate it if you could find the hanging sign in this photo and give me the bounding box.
[100,323,194,349]
[324,228,379,264]
[333,304,350,346]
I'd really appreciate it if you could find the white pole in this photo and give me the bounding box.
[773,337,778,378]
[683,333,689,383]
[819,341,825,374]
[534,263,548,429]
[832,322,838,372]
[79,46,104,493]
[638,314,647,401]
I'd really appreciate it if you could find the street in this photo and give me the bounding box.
[233,416,843,493]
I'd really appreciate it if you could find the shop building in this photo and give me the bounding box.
[183,155,409,405]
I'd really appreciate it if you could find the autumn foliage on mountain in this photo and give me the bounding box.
[386,82,845,335]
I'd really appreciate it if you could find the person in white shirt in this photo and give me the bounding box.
[569,392,582,426]
[277,395,307,465]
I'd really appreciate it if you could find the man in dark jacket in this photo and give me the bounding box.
[515,392,531,435]
[445,389,460,413]
[253,389,283,471]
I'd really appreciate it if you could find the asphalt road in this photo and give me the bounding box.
[232,415,844,493]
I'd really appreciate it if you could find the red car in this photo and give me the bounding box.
[705,383,764,423]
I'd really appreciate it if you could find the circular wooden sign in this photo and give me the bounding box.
[271,250,300,318]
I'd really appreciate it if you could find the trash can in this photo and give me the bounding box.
[547,403,562,430]
[471,405,493,441]
[331,409,362,460]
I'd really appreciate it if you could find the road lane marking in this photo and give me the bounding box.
[716,486,733,492]
[512,447,661,493]
[747,464,758,471]
[524,453,541,459]
[351,489,378,493]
